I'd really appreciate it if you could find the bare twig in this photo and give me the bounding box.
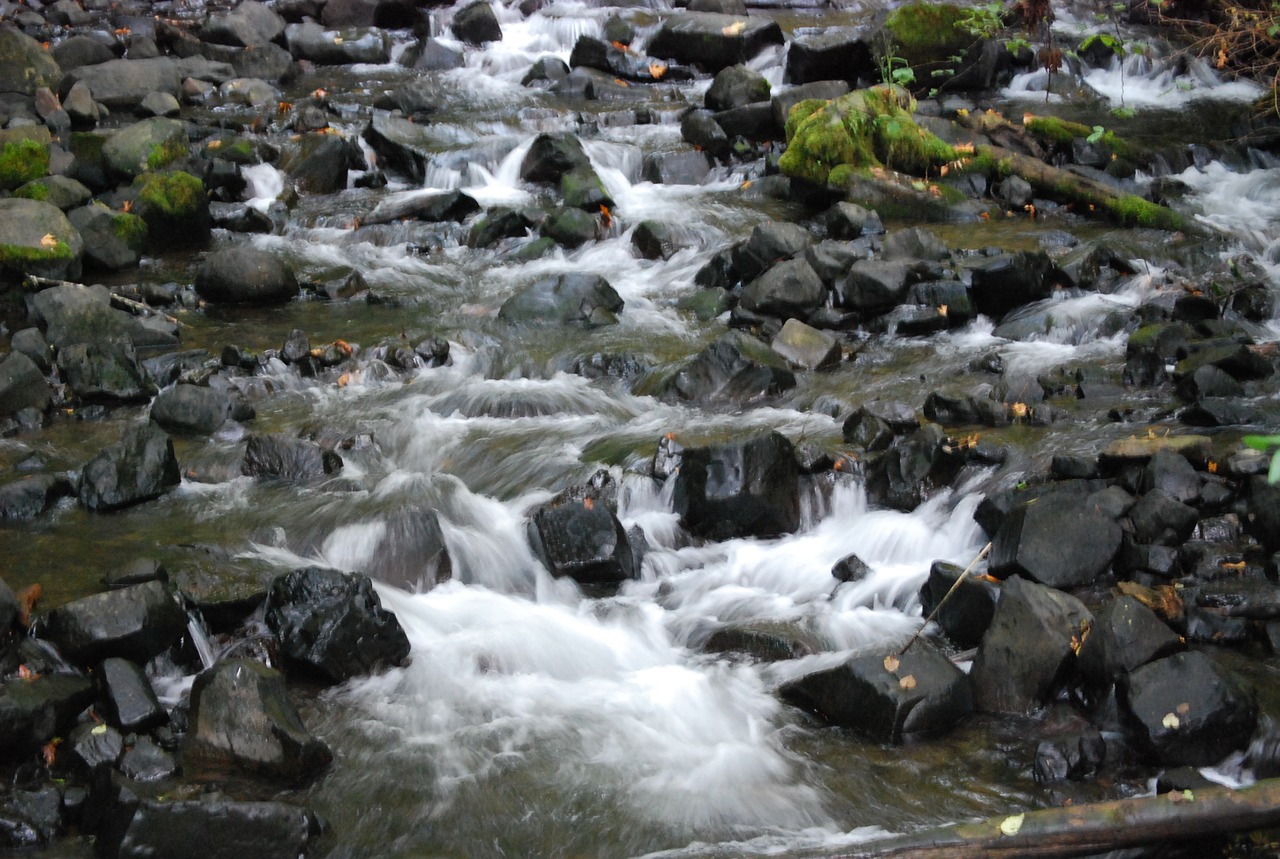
[899,541,992,655]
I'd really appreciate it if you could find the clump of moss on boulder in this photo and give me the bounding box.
[778,86,957,187]
[131,170,211,250]
[883,2,973,78]
[0,139,50,191]
[0,198,84,281]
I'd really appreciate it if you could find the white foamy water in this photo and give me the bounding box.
[242,162,285,211]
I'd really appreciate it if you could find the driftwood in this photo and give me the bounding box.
[808,778,1280,859]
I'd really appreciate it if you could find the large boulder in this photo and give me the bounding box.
[78,423,181,512]
[1121,651,1256,766]
[202,0,287,47]
[41,580,186,664]
[0,675,95,761]
[1077,595,1183,688]
[451,0,502,45]
[150,384,233,435]
[785,29,876,85]
[0,352,50,417]
[705,63,770,111]
[67,204,146,271]
[740,258,826,319]
[102,118,188,181]
[648,12,784,72]
[285,23,391,64]
[60,58,183,110]
[104,799,320,859]
[0,28,62,95]
[965,251,1069,320]
[732,221,812,282]
[362,110,435,183]
[57,340,155,404]
[98,657,167,733]
[0,198,83,281]
[264,567,410,684]
[130,171,211,250]
[770,318,840,371]
[918,559,1000,649]
[195,246,299,306]
[278,132,354,195]
[864,423,965,512]
[357,507,453,591]
[780,643,971,742]
[669,331,796,406]
[241,434,343,481]
[498,273,623,326]
[969,575,1093,714]
[989,491,1122,588]
[528,500,636,588]
[184,658,333,783]
[0,475,73,521]
[672,431,799,540]
[519,132,592,183]
[29,282,175,352]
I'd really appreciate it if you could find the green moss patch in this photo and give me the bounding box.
[0,139,49,190]
[135,170,206,218]
[884,3,972,76]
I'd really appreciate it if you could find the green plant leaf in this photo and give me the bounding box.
[1242,434,1280,451]
[1270,452,1280,485]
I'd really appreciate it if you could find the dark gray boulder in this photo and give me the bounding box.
[1140,448,1202,505]
[0,474,74,521]
[0,352,51,417]
[740,258,825,319]
[78,423,181,512]
[0,577,15,632]
[670,331,796,406]
[202,0,287,47]
[278,132,353,194]
[67,204,146,271]
[195,246,299,306]
[284,23,390,64]
[65,720,125,773]
[118,736,178,783]
[98,657,167,733]
[780,643,971,743]
[405,37,465,72]
[51,35,116,72]
[42,580,186,665]
[1077,595,1182,688]
[0,28,63,95]
[705,63,770,111]
[640,150,711,185]
[361,507,452,591]
[648,12,784,72]
[30,283,176,352]
[150,384,232,435]
[1127,488,1199,546]
[542,206,598,248]
[966,251,1070,320]
[1121,651,1256,766]
[363,190,481,225]
[498,273,623,326]
[264,567,410,683]
[835,259,912,316]
[823,200,883,239]
[672,431,799,540]
[57,340,155,405]
[451,0,502,45]
[241,434,343,481]
[0,198,83,281]
[918,560,1000,649]
[105,799,321,859]
[528,500,636,587]
[771,318,840,371]
[520,132,591,183]
[184,658,332,783]
[0,675,95,761]
[864,423,965,512]
[732,221,812,282]
[785,29,876,85]
[990,492,1122,588]
[1248,477,1280,551]
[321,0,418,27]
[771,80,850,130]
[60,58,184,111]
[969,575,1093,714]
[680,110,730,159]
[362,110,434,182]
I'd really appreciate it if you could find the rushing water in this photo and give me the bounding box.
[6,0,1280,855]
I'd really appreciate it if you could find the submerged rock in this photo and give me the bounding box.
[672,431,799,540]
[104,799,322,859]
[498,273,623,326]
[78,423,181,512]
[42,580,186,665]
[241,434,343,481]
[669,331,796,406]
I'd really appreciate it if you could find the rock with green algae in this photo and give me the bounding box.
[15,175,93,211]
[778,86,956,187]
[102,118,190,180]
[68,203,147,271]
[0,28,62,96]
[0,198,83,281]
[883,3,973,77]
[131,171,211,250]
[0,138,50,191]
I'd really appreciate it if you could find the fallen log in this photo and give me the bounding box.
[810,778,1280,859]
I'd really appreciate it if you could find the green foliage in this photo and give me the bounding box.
[135,171,205,218]
[0,239,73,272]
[1243,435,1280,484]
[1103,194,1185,230]
[13,180,49,202]
[0,139,49,190]
[145,136,189,171]
[960,2,1007,38]
[111,212,148,248]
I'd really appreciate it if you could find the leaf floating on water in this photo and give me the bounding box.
[998,813,1024,836]
[1162,712,1181,729]
[883,655,900,673]
[721,20,746,35]
[899,674,916,690]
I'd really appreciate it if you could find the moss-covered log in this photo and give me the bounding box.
[802,778,1280,858]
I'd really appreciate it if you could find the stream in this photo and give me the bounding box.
[4,0,1280,855]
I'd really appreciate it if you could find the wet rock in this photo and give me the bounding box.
[66,721,125,773]
[741,257,826,319]
[680,110,730,159]
[519,133,591,183]
[16,176,93,211]
[284,23,390,64]
[990,491,1122,588]
[0,577,16,632]
[499,273,622,326]
[1034,729,1105,784]
[452,0,502,45]
[278,132,353,194]
[780,643,972,743]
[970,575,1093,714]
[196,246,298,306]
[1139,448,1201,505]
[1128,488,1199,546]
[364,190,481,225]
[150,384,232,436]
[67,204,146,271]
[102,118,187,181]
[640,150,711,186]
[0,474,74,521]
[864,423,964,512]
[202,0,287,47]
[834,259,911,316]
[264,567,410,683]
[705,64,770,112]
[1180,398,1256,427]
[648,12,785,72]
[771,318,840,370]
[358,507,452,591]
[98,657,167,733]
[1247,476,1280,551]
[966,251,1069,320]
[1177,342,1274,382]
[0,675,95,760]
[1077,595,1183,688]
[185,658,332,782]
[0,28,63,96]
[42,580,186,664]
[57,340,155,405]
[1176,364,1245,402]
[528,499,636,588]
[0,786,64,847]
[241,434,343,481]
[569,36,670,82]
[702,627,812,661]
[882,227,949,262]
[832,553,871,583]
[0,198,83,281]
[732,221,812,282]
[669,331,796,405]
[672,431,799,540]
[631,220,681,260]
[51,35,117,72]
[118,736,178,782]
[542,206,598,248]
[78,423,181,513]
[559,166,612,211]
[129,170,211,251]
[919,559,1000,649]
[0,352,51,417]
[105,798,321,859]
[784,29,876,85]
[1121,650,1256,766]
[10,328,52,373]
[60,58,179,111]
[406,37,464,72]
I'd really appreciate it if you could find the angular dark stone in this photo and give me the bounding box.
[106,799,320,859]
[1077,595,1183,687]
[118,736,178,782]
[832,553,871,583]
[57,340,154,405]
[363,190,481,226]
[785,28,876,85]
[990,492,1122,588]
[0,474,74,521]
[706,64,770,111]
[648,12,784,72]
[1121,651,1256,766]
[740,258,825,319]
[702,628,812,661]
[264,567,410,683]
[732,221,812,282]
[640,150,711,185]
[772,80,851,130]
[780,643,971,743]
[528,500,636,587]
[670,331,796,406]
[672,431,799,540]
[0,352,51,417]
[498,273,623,326]
[78,423,181,513]
[0,674,95,760]
[519,132,591,184]
[241,434,342,481]
[66,721,125,773]
[864,423,965,512]
[919,560,1000,649]
[1128,488,1199,546]
[98,657,167,733]
[966,251,1069,320]
[1248,477,1280,551]
[680,110,730,158]
[185,659,332,783]
[42,580,186,664]
[970,576,1092,714]
[451,0,502,45]
[278,132,353,194]
[150,384,232,436]
[834,259,911,316]
[360,507,452,592]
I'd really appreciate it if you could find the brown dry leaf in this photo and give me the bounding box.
[899,674,916,690]
[649,61,667,80]
[721,20,746,35]
[883,655,900,673]
[1177,702,1190,715]
[40,233,58,249]
[1116,581,1184,620]
[16,583,41,628]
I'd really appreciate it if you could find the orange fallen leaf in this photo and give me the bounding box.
[337,372,351,387]
[721,20,746,35]
[899,674,916,690]
[883,654,900,672]
[649,61,667,80]
[42,739,61,767]
[40,233,58,249]
[16,583,41,628]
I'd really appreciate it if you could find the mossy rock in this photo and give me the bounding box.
[883,3,973,77]
[779,86,956,186]
[15,175,93,210]
[68,203,148,271]
[0,198,84,281]
[131,171,211,250]
[0,28,62,96]
[0,139,50,191]
[103,118,190,180]
[202,135,257,164]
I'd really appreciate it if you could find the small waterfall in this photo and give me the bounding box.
[186,611,217,671]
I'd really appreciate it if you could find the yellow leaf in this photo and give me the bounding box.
[92,723,108,735]
[721,20,746,35]
[40,233,58,249]
[899,674,916,690]
[1162,712,1180,729]
[998,813,1024,836]
[883,655,900,672]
